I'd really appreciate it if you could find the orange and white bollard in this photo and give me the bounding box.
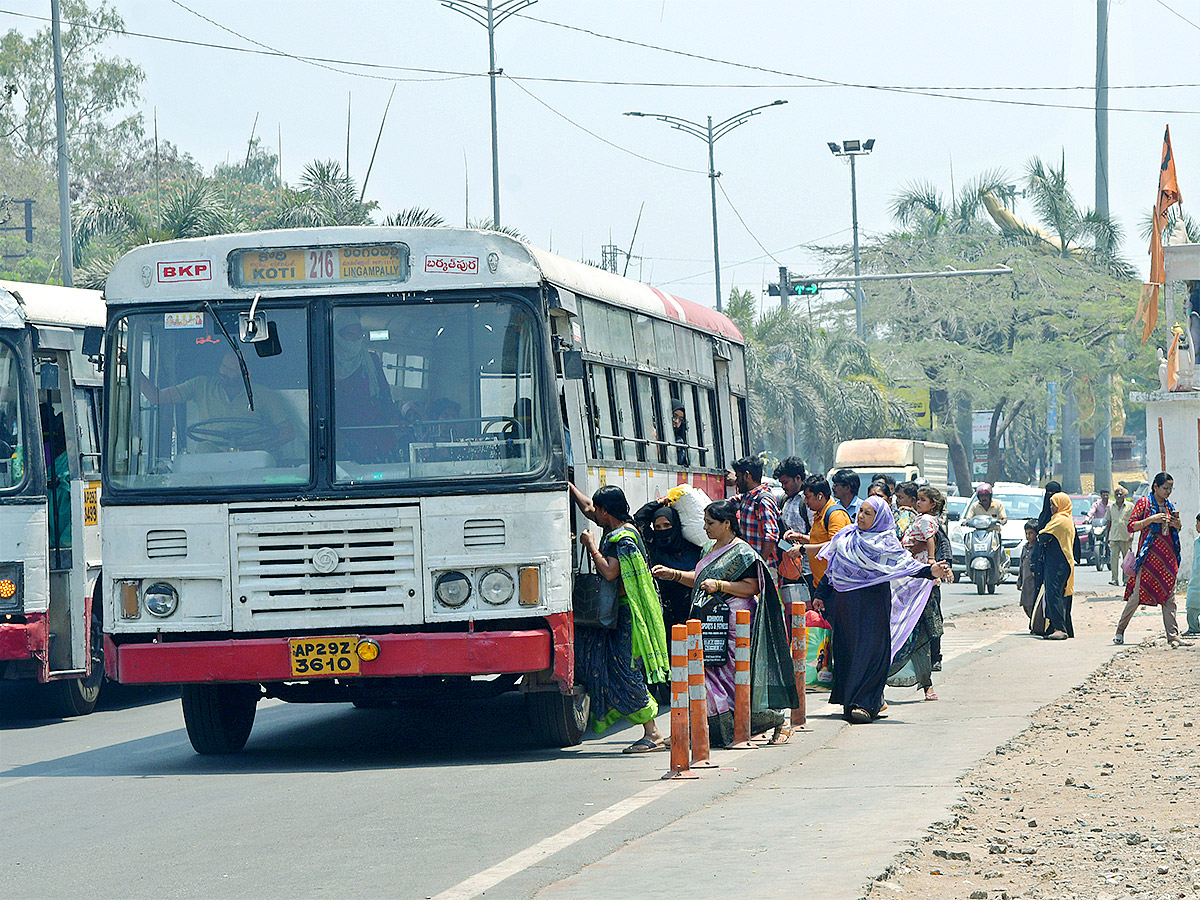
[727,608,756,750]
[663,623,698,779]
[789,600,808,730]
[685,619,717,768]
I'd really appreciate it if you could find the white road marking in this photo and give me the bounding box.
[0,776,38,791]
[430,779,680,900]
[941,632,1008,662]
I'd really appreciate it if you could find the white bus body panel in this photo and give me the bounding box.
[5,507,49,613]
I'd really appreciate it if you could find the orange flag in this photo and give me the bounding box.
[1138,282,1159,345]
[1149,125,1182,285]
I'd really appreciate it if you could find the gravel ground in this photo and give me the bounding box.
[864,594,1200,900]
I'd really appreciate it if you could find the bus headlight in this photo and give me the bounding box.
[478,569,515,606]
[434,571,472,608]
[143,582,179,618]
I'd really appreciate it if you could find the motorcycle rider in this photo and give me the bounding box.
[966,484,1008,526]
[1089,489,1110,523]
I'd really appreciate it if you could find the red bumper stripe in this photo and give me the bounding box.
[109,629,553,685]
[0,613,47,662]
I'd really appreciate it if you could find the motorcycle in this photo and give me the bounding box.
[1092,516,1109,571]
[964,514,1005,595]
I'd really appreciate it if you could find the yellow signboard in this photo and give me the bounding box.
[84,482,99,526]
[892,385,933,429]
[230,244,409,289]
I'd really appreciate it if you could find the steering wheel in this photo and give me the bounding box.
[185,417,280,451]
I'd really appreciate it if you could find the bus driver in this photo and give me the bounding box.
[139,347,293,454]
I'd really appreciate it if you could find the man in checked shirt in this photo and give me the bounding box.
[728,456,781,567]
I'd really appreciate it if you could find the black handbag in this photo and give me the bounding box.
[692,591,731,666]
[572,549,619,629]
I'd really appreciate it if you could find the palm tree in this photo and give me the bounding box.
[890,169,1008,239]
[274,159,376,228]
[726,288,906,468]
[382,207,446,227]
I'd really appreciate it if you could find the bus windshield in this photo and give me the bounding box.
[332,298,547,483]
[108,306,311,490]
[0,340,26,489]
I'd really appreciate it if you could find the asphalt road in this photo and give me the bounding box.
[0,563,1121,900]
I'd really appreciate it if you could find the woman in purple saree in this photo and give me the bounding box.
[815,496,951,724]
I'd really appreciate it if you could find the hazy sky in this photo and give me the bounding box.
[7,1,1195,305]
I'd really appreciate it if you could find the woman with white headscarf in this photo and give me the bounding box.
[814,496,951,724]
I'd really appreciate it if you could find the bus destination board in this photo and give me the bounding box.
[230,244,410,289]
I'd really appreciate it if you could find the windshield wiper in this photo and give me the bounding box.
[204,301,254,411]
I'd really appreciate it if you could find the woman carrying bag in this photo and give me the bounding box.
[651,500,798,747]
[1035,492,1076,640]
[1114,472,1187,648]
[570,483,670,753]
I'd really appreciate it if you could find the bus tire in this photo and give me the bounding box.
[42,602,104,718]
[181,684,259,754]
[526,688,589,747]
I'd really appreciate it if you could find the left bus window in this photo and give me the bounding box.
[0,342,26,488]
[108,308,310,490]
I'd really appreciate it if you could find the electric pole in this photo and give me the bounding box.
[51,0,72,286]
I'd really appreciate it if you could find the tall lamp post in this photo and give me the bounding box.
[828,139,875,340]
[626,100,787,313]
[441,0,536,228]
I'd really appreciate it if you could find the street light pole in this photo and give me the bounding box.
[51,0,72,286]
[626,100,787,313]
[441,0,536,228]
[828,139,875,341]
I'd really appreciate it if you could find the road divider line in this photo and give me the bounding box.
[942,632,1008,663]
[430,779,680,900]
[0,776,39,791]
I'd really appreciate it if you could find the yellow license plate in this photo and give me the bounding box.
[289,636,361,677]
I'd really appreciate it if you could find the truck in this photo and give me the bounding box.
[829,439,952,498]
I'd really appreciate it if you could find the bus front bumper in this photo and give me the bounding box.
[104,627,561,686]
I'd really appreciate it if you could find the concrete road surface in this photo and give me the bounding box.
[0,565,1135,899]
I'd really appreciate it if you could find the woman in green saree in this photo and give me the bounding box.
[571,483,670,752]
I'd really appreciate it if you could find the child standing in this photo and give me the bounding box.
[1186,513,1200,636]
[1017,519,1040,618]
[902,485,942,563]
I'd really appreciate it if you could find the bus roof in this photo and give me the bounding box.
[0,280,105,331]
[102,226,743,343]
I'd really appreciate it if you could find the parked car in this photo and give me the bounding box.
[1069,494,1101,564]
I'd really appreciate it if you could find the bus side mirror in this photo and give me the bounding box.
[82,326,104,365]
[562,349,584,379]
[239,311,270,344]
[252,320,282,358]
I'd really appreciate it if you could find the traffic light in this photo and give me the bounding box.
[768,270,819,297]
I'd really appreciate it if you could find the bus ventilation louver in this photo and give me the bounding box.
[463,519,506,549]
[145,529,188,559]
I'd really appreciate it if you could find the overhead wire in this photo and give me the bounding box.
[716,180,781,266]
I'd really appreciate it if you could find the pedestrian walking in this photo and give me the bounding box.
[1113,472,1188,649]
[813,496,951,723]
[1105,486,1133,586]
[728,456,781,566]
[1036,481,1063,529]
[775,457,813,600]
[569,483,669,752]
[785,475,852,588]
[1036,492,1076,640]
[638,503,701,632]
[831,468,862,519]
[650,500,798,746]
[1186,513,1200,637]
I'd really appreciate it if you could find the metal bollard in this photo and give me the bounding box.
[663,624,698,779]
[685,619,717,768]
[790,600,808,729]
[727,608,756,750]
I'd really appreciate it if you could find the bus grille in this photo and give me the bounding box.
[230,506,421,628]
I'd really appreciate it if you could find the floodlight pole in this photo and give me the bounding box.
[829,139,875,340]
[441,0,536,228]
[51,0,73,286]
[626,100,787,313]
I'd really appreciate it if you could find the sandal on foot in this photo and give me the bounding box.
[768,725,794,745]
[924,690,939,701]
[1112,634,1124,645]
[622,737,666,754]
[848,707,873,724]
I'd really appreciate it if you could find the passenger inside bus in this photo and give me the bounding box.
[671,402,691,467]
[333,314,400,462]
[140,348,294,455]
[39,401,70,565]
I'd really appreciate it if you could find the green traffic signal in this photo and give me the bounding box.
[790,281,819,296]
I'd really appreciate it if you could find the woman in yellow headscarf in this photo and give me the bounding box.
[1036,492,1076,640]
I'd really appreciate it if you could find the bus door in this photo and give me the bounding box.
[32,341,95,676]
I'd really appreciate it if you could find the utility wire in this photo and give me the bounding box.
[716,180,781,265]
[1153,0,1200,33]
[502,75,704,174]
[656,228,852,286]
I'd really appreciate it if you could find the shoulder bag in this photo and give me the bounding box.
[572,548,619,629]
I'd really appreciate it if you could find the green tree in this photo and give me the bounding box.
[726,287,905,470]
[274,159,376,228]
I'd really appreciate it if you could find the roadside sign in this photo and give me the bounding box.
[893,385,933,429]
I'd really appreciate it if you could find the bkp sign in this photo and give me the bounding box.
[156,260,212,283]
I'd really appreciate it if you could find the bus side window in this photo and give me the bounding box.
[582,363,601,460]
[603,367,625,461]
[690,384,709,468]
[707,388,724,471]
[643,375,667,465]
[74,388,101,479]
[587,364,620,460]
[625,371,646,463]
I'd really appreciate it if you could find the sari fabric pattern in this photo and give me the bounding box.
[1125,495,1182,608]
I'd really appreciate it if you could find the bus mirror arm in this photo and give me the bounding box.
[82,326,104,369]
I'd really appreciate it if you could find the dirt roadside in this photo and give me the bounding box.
[864,591,1200,900]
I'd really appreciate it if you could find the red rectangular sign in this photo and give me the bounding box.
[424,255,479,275]
[157,260,213,283]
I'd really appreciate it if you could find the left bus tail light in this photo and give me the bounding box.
[0,563,22,612]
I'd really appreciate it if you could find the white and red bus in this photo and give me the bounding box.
[0,280,106,716]
[99,227,747,753]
